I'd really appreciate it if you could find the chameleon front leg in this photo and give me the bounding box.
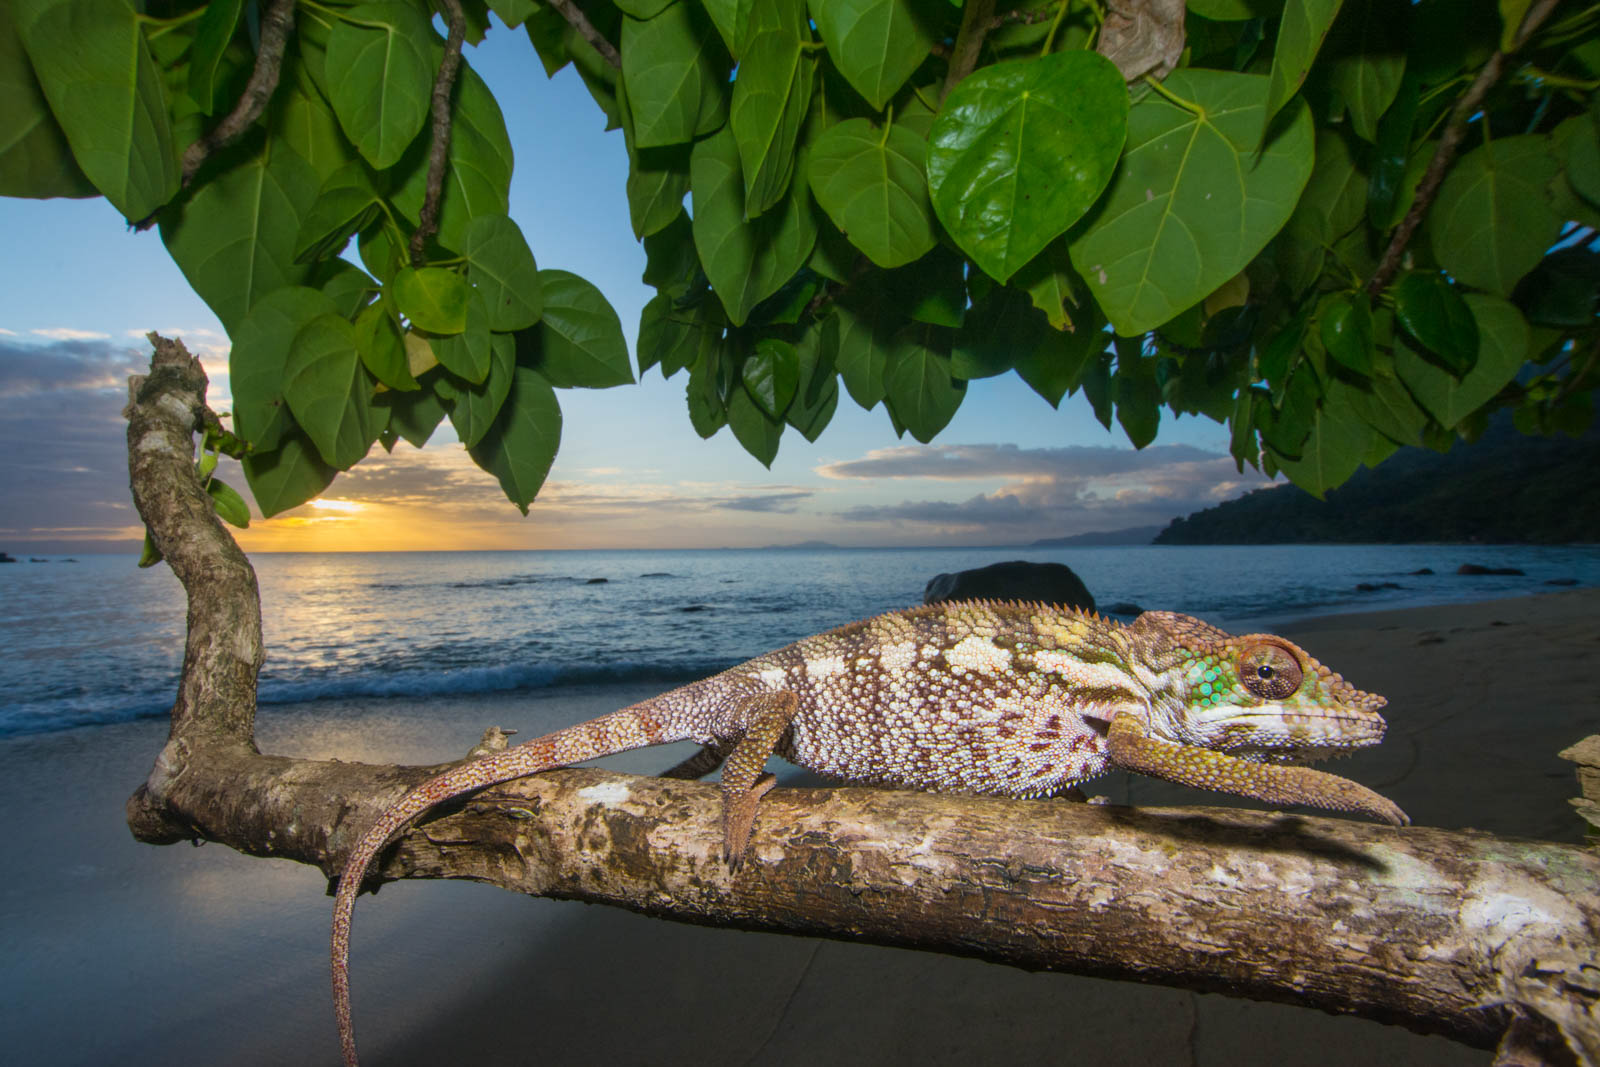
[1107,715,1410,826]
[719,691,798,861]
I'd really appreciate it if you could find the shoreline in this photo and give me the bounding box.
[4,591,1595,1064]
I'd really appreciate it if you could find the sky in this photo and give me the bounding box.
[0,17,1270,554]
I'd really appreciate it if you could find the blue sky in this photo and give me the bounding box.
[0,17,1268,553]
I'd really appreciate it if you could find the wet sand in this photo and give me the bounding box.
[4,590,1596,1065]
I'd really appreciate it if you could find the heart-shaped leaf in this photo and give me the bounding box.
[463,214,543,331]
[1070,71,1313,336]
[807,0,936,110]
[468,367,562,513]
[242,428,338,517]
[929,50,1127,283]
[742,338,800,417]
[394,266,471,334]
[229,286,340,451]
[1393,271,1478,375]
[325,2,433,168]
[283,313,382,468]
[1396,294,1528,428]
[1319,290,1374,375]
[808,117,937,268]
[621,1,728,148]
[449,331,516,447]
[1428,134,1562,296]
[525,269,634,388]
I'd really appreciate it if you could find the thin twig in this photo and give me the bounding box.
[548,0,620,70]
[410,0,467,265]
[942,0,997,101]
[1366,0,1564,296]
[135,0,297,229]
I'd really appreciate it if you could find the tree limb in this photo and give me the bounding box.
[1366,0,1564,297]
[548,0,620,71]
[135,0,297,231]
[410,0,468,265]
[124,338,1600,1061]
[942,0,996,100]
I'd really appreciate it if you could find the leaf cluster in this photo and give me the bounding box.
[6,0,1598,509]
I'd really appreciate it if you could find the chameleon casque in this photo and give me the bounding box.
[332,601,1406,1065]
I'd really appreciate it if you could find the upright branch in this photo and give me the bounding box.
[942,0,996,100]
[548,0,621,70]
[1366,0,1564,296]
[410,0,468,265]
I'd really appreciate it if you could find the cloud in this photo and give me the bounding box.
[0,337,146,398]
[714,489,813,512]
[823,442,1271,539]
[31,327,111,341]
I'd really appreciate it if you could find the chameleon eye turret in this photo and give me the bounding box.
[1238,641,1303,700]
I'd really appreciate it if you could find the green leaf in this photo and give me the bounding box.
[1563,115,1600,209]
[354,302,418,391]
[1070,71,1314,337]
[928,50,1127,283]
[691,124,818,325]
[0,3,95,198]
[20,0,178,219]
[449,331,516,447]
[742,338,800,417]
[283,313,382,468]
[808,118,937,269]
[463,214,543,331]
[1393,272,1478,375]
[1188,0,1283,17]
[228,286,339,451]
[699,0,751,55]
[686,355,728,437]
[318,259,377,319]
[807,0,936,110]
[468,367,562,513]
[621,1,729,148]
[884,329,963,442]
[642,210,700,296]
[394,267,471,334]
[1395,293,1527,428]
[242,428,337,517]
[730,0,815,216]
[1345,371,1428,445]
[832,300,887,409]
[1263,0,1343,141]
[1112,338,1160,448]
[389,59,512,252]
[1365,73,1418,229]
[205,476,251,528]
[616,0,676,17]
[1011,240,1082,332]
[382,371,451,447]
[638,290,724,378]
[272,59,354,183]
[1499,0,1532,51]
[1013,302,1107,407]
[1271,376,1373,497]
[189,0,243,115]
[786,324,838,441]
[294,160,381,264]
[952,285,1041,379]
[727,385,784,465]
[324,2,433,168]
[160,137,321,332]
[1325,0,1405,143]
[1319,291,1374,375]
[1428,134,1562,296]
[431,288,493,382]
[527,269,634,388]
[1287,128,1366,244]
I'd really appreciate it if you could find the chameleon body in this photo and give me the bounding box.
[333,602,1405,1065]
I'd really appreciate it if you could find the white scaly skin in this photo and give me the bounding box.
[333,602,1405,1065]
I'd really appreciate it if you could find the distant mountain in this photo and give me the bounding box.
[759,540,842,550]
[1030,525,1163,547]
[1156,418,1600,544]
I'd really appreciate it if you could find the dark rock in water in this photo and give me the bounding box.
[30,557,46,563]
[679,604,710,613]
[1355,581,1402,592]
[924,560,1095,612]
[1410,567,1434,575]
[0,552,14,563]
[585,577,609,584]
[640,572,675,578]
[1457,564,1525,576]
[1103,602,1144,616]
[1544,577,1580,586]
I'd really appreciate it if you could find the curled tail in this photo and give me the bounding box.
[331,703,685,1066]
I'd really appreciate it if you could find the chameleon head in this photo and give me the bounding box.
[1133,613,1389,765]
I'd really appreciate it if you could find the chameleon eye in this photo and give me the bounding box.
[1239,642,1303,700]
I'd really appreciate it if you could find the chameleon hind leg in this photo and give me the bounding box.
[1107,715,1409,826]
[660,741,730,780]
[719,691,799,862]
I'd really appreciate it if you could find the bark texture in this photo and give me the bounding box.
[124,338,1600,1064]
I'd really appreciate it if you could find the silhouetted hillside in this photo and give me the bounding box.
[1156,420,1600,544]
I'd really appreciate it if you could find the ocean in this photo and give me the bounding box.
[2,543,1596,738]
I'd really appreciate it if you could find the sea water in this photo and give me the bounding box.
[2,543,1595,737]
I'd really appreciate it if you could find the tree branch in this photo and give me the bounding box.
[137,0,297,231]
[942,0,996,100]
[410,0,468,265]
[1366,0,1564,297]
[124,338,1600,1061]
[548,0,621,71]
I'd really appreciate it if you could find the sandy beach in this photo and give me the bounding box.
[3,589,1595,1066]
